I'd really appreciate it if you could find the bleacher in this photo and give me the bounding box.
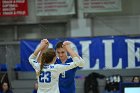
[11,72,35,93]
[0,64,7,72]
[0,64,7,83]
[1,61,140,93]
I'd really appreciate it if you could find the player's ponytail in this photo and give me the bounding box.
[40,53,46,74]
[37,48,56,76]
[36,53,45,76]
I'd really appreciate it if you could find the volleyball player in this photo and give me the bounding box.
[28,39,85,93]
[55,41,82,93]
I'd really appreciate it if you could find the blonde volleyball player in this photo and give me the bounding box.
[28,39,85,93]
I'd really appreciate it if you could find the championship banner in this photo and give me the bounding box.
[20,36,140,71]
[83,0,122,13]
[35,0,75,16]
[0,0,28,16]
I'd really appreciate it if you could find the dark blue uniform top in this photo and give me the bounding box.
[56,57,79,93]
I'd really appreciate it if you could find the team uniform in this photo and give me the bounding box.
[56,57,81,93]
[28,54,84,93]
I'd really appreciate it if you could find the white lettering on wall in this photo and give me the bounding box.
[103,40,114,69]
[125,39,140,68]
[93,58,100,69]
[114,58,122,69]
[135,48,140,62]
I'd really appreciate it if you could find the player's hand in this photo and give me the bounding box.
[63,41,71,50]
[63,41,71,46]
[40,39,49,50]
[42,39,49,46]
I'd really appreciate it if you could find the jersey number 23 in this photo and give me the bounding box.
[39,71,51,83]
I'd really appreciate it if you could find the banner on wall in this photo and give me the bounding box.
[0,0,28,16]
[20,36,140,71]
[35,0,75,16]
[83,0,122,13]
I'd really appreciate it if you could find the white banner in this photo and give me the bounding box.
[83,0,122,13]
[35,0,75,16]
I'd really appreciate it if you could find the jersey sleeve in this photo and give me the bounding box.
[55,57,85,73]
[28,54,40,72]
[72,57,85,67]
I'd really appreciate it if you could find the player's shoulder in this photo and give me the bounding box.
[54,63,71,68]
[53,64,65,71]
[67,56,73,61]
[55,57,61,64]
[68,56,72,59]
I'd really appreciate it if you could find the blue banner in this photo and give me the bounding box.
[20,36,140,71]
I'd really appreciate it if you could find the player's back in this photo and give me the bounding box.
[29,54,85,93]
[37,64,60,93]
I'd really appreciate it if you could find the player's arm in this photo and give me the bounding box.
[56,59,85,73]
[36,45,47,63]
[33,39,49,56]
[56,41,85,73]
[63,41,85,67]
[63,41,79,58]
[28,39,49,71]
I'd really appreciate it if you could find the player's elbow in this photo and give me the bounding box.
[28,54,36,64]
[77,59,85,67]
[80,60,85,67]
[28,55,32,63]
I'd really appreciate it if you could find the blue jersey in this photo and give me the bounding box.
[56,57,79,93]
